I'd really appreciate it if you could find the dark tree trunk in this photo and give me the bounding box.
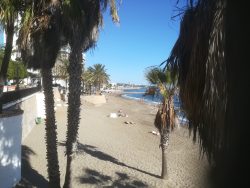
[42,69,61,188]
[63,45,82,188]
[0,16,15,113]
[63,154,72,188]
[65,79,68,92]
[0,16,14,80]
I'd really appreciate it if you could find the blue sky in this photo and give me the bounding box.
[0,25,4,46]
[85,0,182,85]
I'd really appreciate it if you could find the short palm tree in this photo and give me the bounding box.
[52,50,70,86]
[82,68,95,94]
[145,67,176,179]
[88,64,109,92]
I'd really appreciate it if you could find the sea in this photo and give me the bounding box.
[122,87,189,125]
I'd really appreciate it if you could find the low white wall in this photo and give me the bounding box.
[20,94,38,140]
[3,92,45,141]
[36,92,45,119]
[0,91,45,187]
[20,92,45,140]
[0,112,23,188]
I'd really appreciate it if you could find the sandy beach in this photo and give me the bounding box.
[17,90,212,188]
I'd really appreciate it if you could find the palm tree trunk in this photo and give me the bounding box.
[63,45,82,188]
[0,16,14,80]
[160,128,169,179]
[64,154,72,188]
[42,69,61,188]
[0,16,14,113]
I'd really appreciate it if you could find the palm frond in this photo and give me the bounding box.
[165,0,227,162]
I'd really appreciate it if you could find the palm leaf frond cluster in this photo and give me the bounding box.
[17,0,120,69]
[145,67,176,134]
[154,96,175,132]
[166,0,228,162]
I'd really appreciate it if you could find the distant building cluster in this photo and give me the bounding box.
[115,82,146,89]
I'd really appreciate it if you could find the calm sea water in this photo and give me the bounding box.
[122,88,188,124]
[122,88,162,104]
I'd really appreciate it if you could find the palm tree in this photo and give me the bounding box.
[145,67,175,179]
[0,0,19,112]
[88,64,109,92]
[52,50,69,87]
[82,68,94,94]
[18,1,63,187]
[165,0,249,186]
[18,1,119,187]
[0,0,16,79]
[61,1,119,187]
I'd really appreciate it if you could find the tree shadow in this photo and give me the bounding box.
[59,142,160,179]
[76,168,148,187]
[15,145,48,188]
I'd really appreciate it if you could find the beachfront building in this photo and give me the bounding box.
[0,22,41,89]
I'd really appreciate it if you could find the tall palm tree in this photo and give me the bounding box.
[145,67,175,179]
[61,1,119,187]
[18,1,63,187]
[88,63,109,92]
[0,0,19,112]
[165,0,249,186]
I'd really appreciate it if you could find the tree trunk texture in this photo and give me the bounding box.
[0,16,15,113]
[63,45,82,188]
[158,95,173,180]
[160,128,169,179]
[42,69,61,188]
[0,16,14,80]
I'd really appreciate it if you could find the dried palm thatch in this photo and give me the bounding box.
[18,0,63,69]
[166,0,227,163]
[166,3,250,186]
[154,94,175,133]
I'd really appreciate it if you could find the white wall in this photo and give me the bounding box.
[2,92,45,141]
[0,112,23,188]
[0,91,45,187]
[36,92,45,119]
[21,94,38,140]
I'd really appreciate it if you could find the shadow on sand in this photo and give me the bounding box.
[77,168,148,187]
[15,145,48,188]
[59,142,160,179]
